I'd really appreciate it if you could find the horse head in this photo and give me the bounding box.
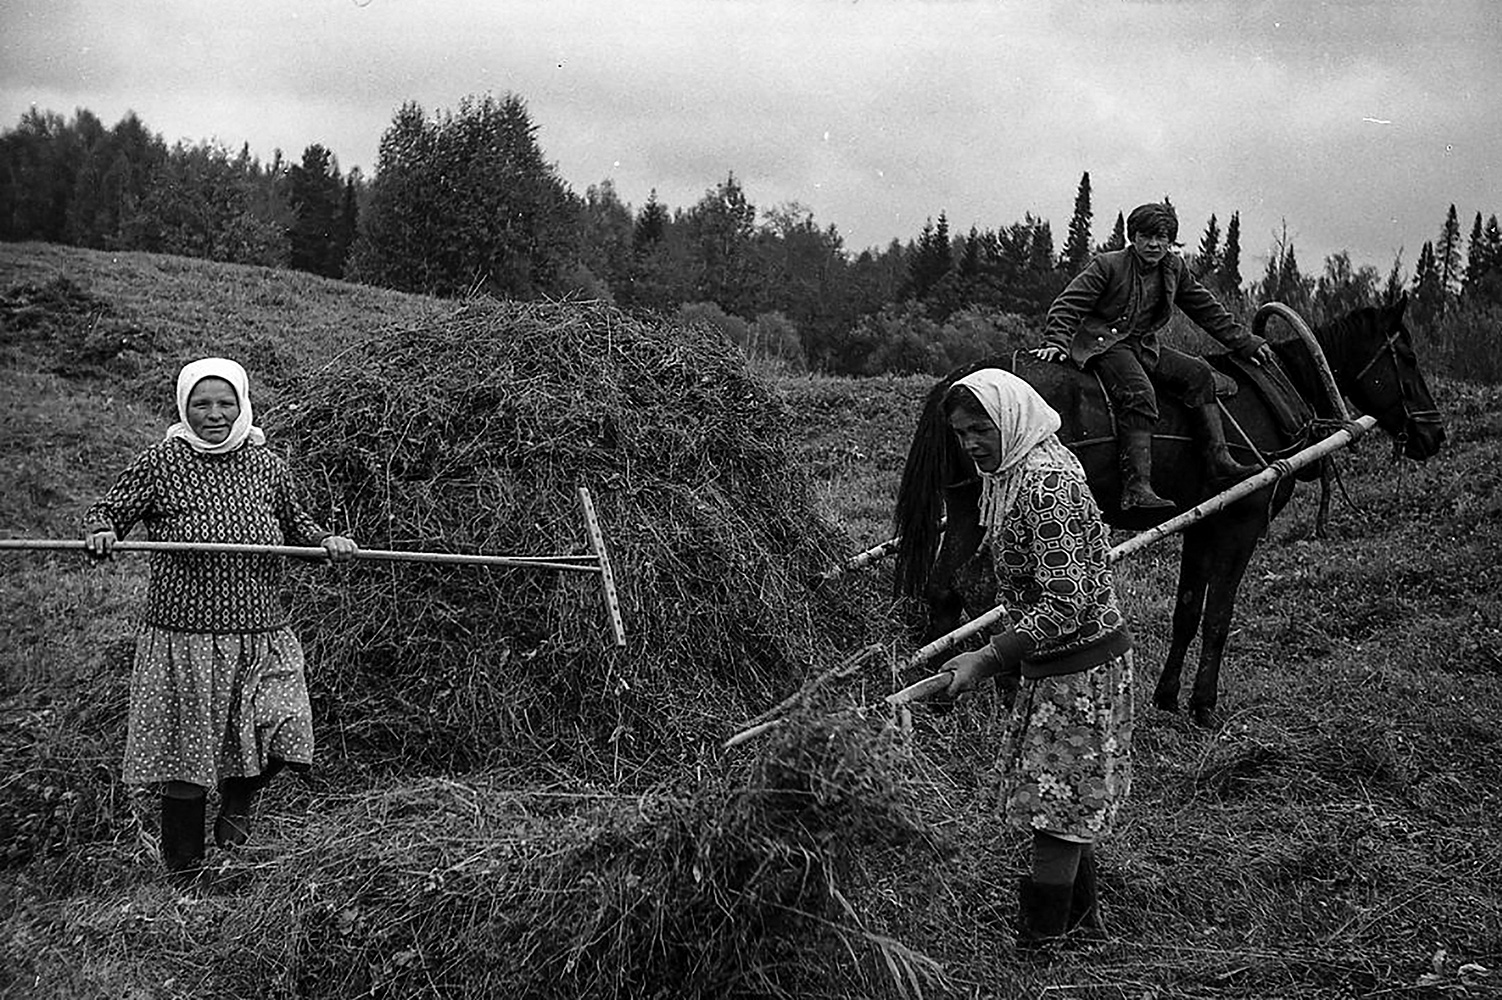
[1332,295,1445,460]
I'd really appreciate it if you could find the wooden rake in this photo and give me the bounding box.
[1,485,627,648]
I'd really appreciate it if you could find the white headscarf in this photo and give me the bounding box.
[951,368,1085,543]
[163,357,266,454]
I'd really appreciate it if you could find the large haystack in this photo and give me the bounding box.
[278,297,891,777]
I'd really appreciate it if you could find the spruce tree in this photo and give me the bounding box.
[684,172,758,316]
[626,190,680,312]
[1101,211,1125,252]
[1219,212,1244,301]
[633,190,669,249]
[1462,211,1485,299]
[1194,213,1221,279]
[333,172,360,277]
[1412,240,1443,329]
[1436,203,1462,314]
[286,143,343,277]
[1383,248,1406,306]
[1469,215,1502,306]
[1062,171,1093,276]
[902,213,953,305]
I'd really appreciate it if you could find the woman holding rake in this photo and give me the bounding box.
[935,367,1134,950]
[82,357,357,880]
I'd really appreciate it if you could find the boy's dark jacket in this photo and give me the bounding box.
[1042,248,1266,367]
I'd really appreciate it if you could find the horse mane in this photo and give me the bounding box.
[891,354,1012,599]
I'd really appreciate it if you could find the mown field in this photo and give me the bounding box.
[1,243,1499,999]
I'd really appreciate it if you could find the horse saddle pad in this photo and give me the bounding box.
[1007,350,1236,451]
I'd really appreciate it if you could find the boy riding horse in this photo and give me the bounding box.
[1030,202,1273,509]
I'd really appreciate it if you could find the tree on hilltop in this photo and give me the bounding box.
[0,108,93,242]
[285,143,348,278]
[348,94,580,298]
[67,111,166,249]
[576,178,634,298]
[682,172,758,317]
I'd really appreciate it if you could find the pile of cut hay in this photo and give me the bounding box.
[0,275,153,380]
[275,298,894,777]
[207,708,950,1000]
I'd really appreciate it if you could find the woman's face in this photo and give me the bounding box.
[949,405,1004,473]
[186,377,240,444]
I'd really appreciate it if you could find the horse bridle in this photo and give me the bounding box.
[1348,330,1442,457]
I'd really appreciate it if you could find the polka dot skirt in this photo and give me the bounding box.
[123,627,314,788]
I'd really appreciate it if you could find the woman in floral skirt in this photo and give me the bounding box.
[936,367,1134,948]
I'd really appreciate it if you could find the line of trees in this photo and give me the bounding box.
[4,98,1500,380]
[0,107,358,275]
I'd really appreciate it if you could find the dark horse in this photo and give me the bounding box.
[892,297,1445,727]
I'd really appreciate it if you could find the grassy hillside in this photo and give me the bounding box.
[1,243,1499,999]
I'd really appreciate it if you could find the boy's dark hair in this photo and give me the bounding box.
[1126,202,1179,242]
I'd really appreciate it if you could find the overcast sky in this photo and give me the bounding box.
[3,0,1498,278]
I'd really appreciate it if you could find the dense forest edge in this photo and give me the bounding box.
[4,95,1502,382]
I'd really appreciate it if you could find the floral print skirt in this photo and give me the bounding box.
[123,626,314,789]
[998,649,1134,843]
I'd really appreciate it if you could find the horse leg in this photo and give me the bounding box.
[1186,516,1264,727]
[1152,528,1212,714]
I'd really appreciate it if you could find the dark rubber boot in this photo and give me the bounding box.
[1193,404,1261,482]
[1118,428,1175,510]
[160,794,206,880]
[1068,853,1108,941]
[214,778,257,849]
[215,758,286,849]
[1017,877,1074,952]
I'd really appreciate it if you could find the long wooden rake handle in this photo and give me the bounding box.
[890,414,1379,701]
[0,537,601,575]
[2,486,629,649]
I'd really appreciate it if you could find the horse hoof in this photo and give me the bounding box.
[1153,697,1179,714]
[1191,707,1217,728]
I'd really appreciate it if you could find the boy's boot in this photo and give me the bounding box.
[1118,427,1175,509]
[1192,404,1261,483]
[160,793,207,880]
[1016,877,1074,952]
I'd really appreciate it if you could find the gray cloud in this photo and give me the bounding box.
[2,0,1497,272]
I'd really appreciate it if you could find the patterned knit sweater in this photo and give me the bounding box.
[83,439,330,633]
[991,466,1130,677]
